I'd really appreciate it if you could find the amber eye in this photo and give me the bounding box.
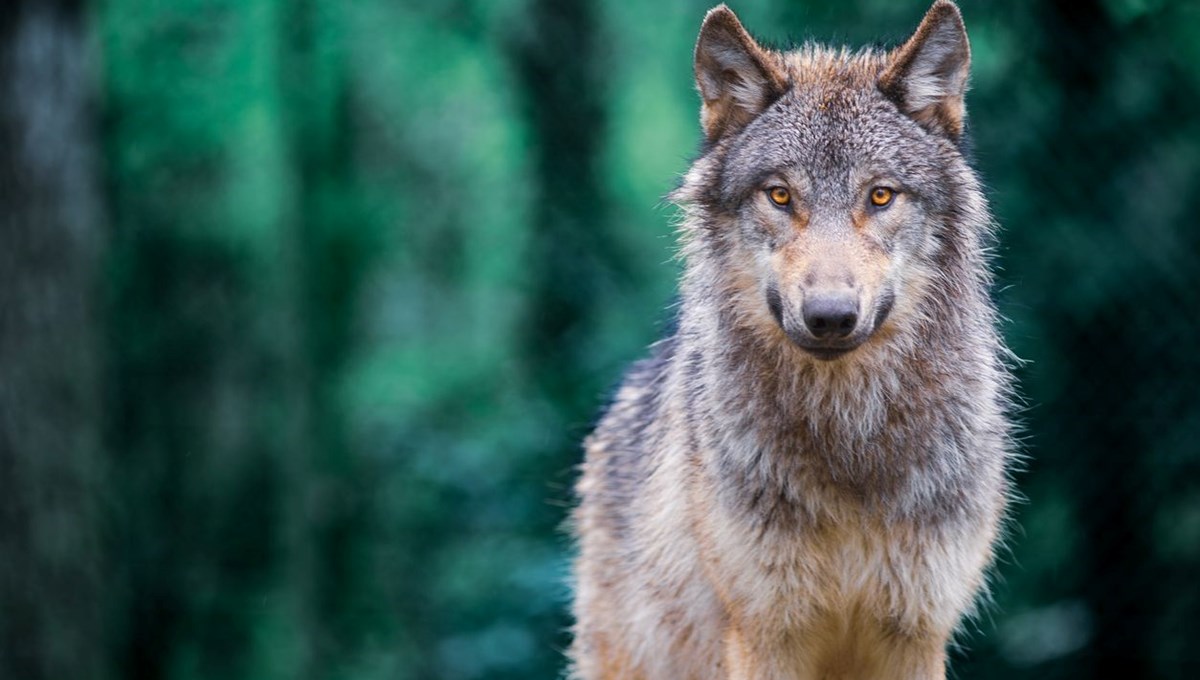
[869,186,895,208]
[767,186,791,207]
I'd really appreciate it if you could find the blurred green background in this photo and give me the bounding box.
[2,0,1199,678]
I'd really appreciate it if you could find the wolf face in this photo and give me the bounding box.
[676,2,981,362]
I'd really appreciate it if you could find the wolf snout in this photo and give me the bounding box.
[802,293,859,340]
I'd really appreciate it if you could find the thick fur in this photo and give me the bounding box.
[570,3,1014,679]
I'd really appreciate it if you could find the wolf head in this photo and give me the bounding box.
[675,1,989,363]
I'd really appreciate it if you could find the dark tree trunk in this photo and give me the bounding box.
[1040,0,1154,676]
[98,2,308,677]
[0,1,106,679]
[280,2,378,675]
[510,0,621,416]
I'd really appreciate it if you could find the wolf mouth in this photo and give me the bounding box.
[800,345,856,361]
[777,313,869,360]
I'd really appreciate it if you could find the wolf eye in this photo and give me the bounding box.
[869,187,895,208]
[767,186,791,207]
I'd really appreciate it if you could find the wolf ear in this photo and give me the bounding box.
[694,5,787,142]
[879,0,970,140]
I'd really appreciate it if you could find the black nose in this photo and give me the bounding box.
[802,294,858,339]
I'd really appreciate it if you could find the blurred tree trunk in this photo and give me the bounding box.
[100,1,310,677]
[0,1,106,679]
[1039,0,1153,675]
[280,2,381,675]
[510,0,621,417]
[506,2,619,671]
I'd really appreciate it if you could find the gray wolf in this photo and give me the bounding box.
[569,2,1015,678]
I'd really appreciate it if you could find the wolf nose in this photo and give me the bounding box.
[802,295,858,339]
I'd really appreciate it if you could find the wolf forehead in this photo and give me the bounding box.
[709,55,958,207]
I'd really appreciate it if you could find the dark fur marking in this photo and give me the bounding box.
[765,284,784,327]
[873,288,896,331]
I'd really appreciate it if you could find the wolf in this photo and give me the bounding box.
[569,2,1014,678]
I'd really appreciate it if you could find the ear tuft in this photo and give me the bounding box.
[694,5,787,141]
[879,0,971,140]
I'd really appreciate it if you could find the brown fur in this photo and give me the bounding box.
[570,3,1014,678]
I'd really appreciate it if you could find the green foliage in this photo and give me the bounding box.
[31,0,1196,678]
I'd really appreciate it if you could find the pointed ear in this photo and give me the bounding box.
[878,0,971,140]
[694,5,788,142]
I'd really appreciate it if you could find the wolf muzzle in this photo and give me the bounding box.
[769,287,895,361]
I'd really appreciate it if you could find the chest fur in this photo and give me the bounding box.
[698,492,963,637]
